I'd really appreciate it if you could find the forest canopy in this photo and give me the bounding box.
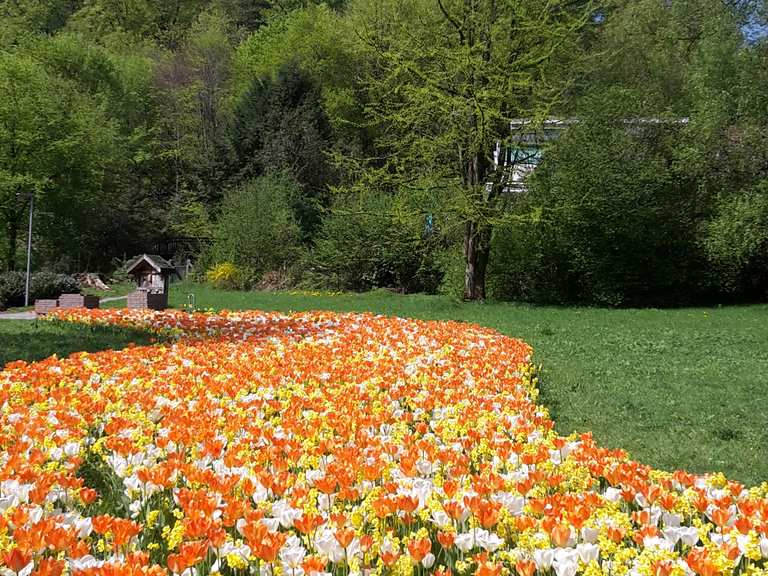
[1,0,766,305]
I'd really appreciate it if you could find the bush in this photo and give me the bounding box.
[306,190,447,293]
[702,181,768,297]
[488,114,706,306]
[202,173,304,286]
[30,271,79,299]
[436,246,465,299]
[0,271,25,310]
[205,262,254,291]
[0,270,79,310]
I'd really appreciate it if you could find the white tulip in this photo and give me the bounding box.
[678,526,700,547]
[455,532,475,552]
[576,543,600,564]
[534,548,555,570]
[553,557,578,576]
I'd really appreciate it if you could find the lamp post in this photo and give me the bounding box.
[16,192,34,307]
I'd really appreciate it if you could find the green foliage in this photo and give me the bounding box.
[0,270,79,309]
[346,0,597,299]
[232,5,362,137]
[226,61,333,240]
[0,50,122,271]
[702,182,768,296]
[490,107,704,306]
[0,272,25,310]
[76,446,130,517]
[576,0,746,115]
[307,190,447,293]
[30,271,80,300]
[204,173,303,281]
[0,0,79,45]
[67,0,210,46]
[0,0,765,306]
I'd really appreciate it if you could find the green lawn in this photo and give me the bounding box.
[1,283,766,485]
[170,283,768,485]
[0,319,155,367]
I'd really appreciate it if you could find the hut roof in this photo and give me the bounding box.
[125,254,175,275]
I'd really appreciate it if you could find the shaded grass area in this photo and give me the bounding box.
[0,319,155,368]
[171,283,768,485]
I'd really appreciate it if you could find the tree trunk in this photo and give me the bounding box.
[463,145,493,300]
[5,218,18,272]
[463,219,491,300]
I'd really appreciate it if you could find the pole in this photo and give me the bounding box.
[24,194,33,307]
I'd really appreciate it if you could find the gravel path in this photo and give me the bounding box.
[0,311,36,320]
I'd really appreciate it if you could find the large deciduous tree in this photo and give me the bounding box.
[0,52,119,271]
[348,0,598,300]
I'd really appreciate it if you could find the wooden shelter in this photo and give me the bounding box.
[125,254,175,310]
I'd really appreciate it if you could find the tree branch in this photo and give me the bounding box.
[436,0,465,44]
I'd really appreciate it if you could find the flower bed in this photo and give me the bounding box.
[1,308,766,576]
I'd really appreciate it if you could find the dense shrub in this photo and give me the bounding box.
[0,271,25,310]
[702,181,768,298]
[202,173,304,285]
[0,270,79,309]
[31,271,79,299]
[205,262,254,291]
[306,190,447,293]
[488,116,707,306]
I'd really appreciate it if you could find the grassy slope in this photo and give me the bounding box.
[0,320,155,368]
[170,283,768,485]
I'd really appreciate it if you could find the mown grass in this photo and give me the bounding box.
[169,283,768,485]
[0,319,155,368]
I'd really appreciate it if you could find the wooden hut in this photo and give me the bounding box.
[125,254,175,310]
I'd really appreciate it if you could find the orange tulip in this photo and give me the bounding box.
[3,548,32,574]
[652,560,673,576]
[32,558,64,576]
[515,559,537,576]
[550,524,571,547]
[303,556,327,575]
[710,507,730,528]
[407,538,431,562]
[477,560,502,576]
[381,550,400,566]
[295,513,323,535]
[438,531,456,549]
[335,528,356,549]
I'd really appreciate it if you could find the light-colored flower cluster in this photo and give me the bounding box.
[0,308,766,576]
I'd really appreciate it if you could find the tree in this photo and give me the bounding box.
[215,0,349,32]
[0,52,121,271]
[226,61,334,240]
[347,0,598,299]
[491,99,705,306]
[0,0,80,46]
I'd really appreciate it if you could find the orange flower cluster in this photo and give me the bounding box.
[0,308,766,576]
